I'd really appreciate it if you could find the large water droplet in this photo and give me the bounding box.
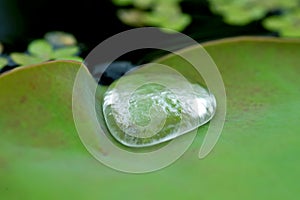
[103,64,216,147]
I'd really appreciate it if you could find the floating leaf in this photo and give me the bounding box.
[114,0,190,31]
[45,31,77,47]
[208,0,300,36]
[10,36,82,67]
[52,46,80,58]
[53,56,83,62]
[1,38,300,199]
[28,39,53,59]
[10,53,45,66]
[144,2,191,31]
[117,9,147,27]
[263,10,300,37]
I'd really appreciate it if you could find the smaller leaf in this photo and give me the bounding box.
[54,56,83,62]
[45,31,77,47]
[263,10,300,37]
[28,39,53,59]
[144,3,191,31]
[52,46,80,59]
[10,53,45,66]
[0,57,7,69]
[117,9,146,26]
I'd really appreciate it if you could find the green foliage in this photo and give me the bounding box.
[10,53,45,66]
[45,31,77,47]
[113,0,191,31]
[208,0,300,37]
[28,39,53,58]
[10,33,82,66]
[113,0,300,36]
[263,10,300,37]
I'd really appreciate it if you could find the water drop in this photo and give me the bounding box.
[102,64,216,147]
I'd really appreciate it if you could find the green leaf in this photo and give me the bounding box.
[28,39,53,59]
[144,2,191,31]
[10,53,46,66]
[45,31,77,47]
[52,46,80,59]
[0,57,7,69]
[117,9,147,26]
[54,56,83,62]
[1,38,300,199]
[115,0,191,31]
[208,0,300,28]
[263,10,300,37]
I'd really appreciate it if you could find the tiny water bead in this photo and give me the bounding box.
[102,64,216,147]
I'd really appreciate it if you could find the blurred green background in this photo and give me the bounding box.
[2,0,299,73]
[2,0,300,52]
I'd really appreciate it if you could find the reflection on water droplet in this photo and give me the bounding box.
[102,64,216,147]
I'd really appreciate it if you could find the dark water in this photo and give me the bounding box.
[0,0,275,52]
[0,0,276,79]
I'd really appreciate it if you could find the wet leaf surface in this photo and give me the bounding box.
[0,37,300,199]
